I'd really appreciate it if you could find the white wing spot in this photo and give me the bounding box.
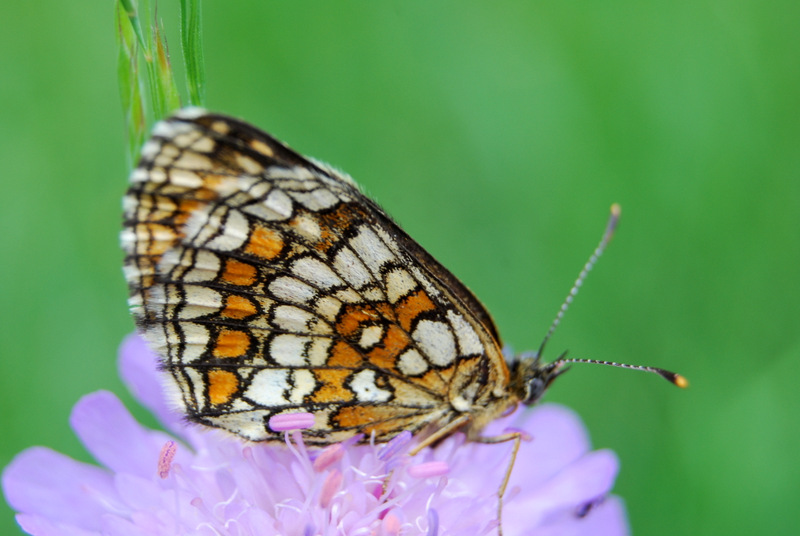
[182,250,221,283]
[175,107,207,120]
[272,305,316,332]
[290,213,322,241]
[206,210,250,251]
[243,189,293,221]
[412,320,457,367]
[289,188,340,211]
[451,395,471,412]
[333,247,372,289]
[263,189,293,219]
[178,287,223,319]
[315,295,343,323]
[270,334,312,366]
[349,227,395,275]
[236,154,264,175]
[385,267,417,304]
[245,370,290,406]
[306,338,333,367]
[358,325,384,349]
[350,370,391,403]
[140,140,163,161]
[447,310,484,356]
[290,369,316,404]
[176,323,209,363]
[269,276,317,304]
[292,257,344,289]
[168,168,204,189]
[397,348,428,375]
[190,135,215,153]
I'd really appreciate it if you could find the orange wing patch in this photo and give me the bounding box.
[333,405,438,440]
[221,295,258,319]
[207,369,239,405]
[213,329,251,358]
[310,370,355,404]
[397,290,436,331]
[221,259,258,286]
[327,341,363,368]
[367,324,410,372]
[245,226,284,260]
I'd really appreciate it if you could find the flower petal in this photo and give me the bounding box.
[506,448,620,528]
[2,446,116,529]
[3,330,631,536]
[532,495,629,536]
[537,449,620,506]
[99,515,144,536]
[68,390,173,477]
[512,404,592,484]
[468,404,595,500]
[575,496,629,536]
[15,514,98,536]
[118,333,185,433]
[114,473,164,512]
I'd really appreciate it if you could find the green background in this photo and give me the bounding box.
[2,2,798,534]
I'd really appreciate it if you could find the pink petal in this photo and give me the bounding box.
[118,333,185,433]
[575,496,629,536]
[535,449,620,506]
[533,496,629,536]
[497,404,593,490]
[68,390,174,477]
[117,472,163,508]
[99,515,144,536]
[2,447,116,529]
[506,448,620,527]
[15,514,98,536]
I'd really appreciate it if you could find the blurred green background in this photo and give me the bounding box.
[2,2,798,534]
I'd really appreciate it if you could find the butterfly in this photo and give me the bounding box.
[121,108,685,531]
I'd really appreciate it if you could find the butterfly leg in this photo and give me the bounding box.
[408,413,472,456]
[378,416,473,512]
[474,431,525,536]
[406,415,521,535]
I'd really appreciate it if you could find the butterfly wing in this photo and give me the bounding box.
[122,109,511,444]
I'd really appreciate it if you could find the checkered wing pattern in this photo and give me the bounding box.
[122,109,513,444]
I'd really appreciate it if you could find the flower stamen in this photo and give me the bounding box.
[158,440,177,479]
[313,443,344,472]
[408,461,450,479]
[268,412,315,432]
[319,469,343,508]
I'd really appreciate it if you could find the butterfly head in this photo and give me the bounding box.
[508,351,570,406]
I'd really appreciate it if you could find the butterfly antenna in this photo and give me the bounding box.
[554,355,689,388]
[536,204,689,389]
[536,204,621,360]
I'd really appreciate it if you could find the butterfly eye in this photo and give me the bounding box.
[522,377,547,405]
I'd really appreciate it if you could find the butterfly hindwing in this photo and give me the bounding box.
[122,109,512,444]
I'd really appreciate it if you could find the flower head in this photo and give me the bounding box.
[3,335,628,535]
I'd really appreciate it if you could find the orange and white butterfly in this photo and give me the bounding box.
[121,108,685,530]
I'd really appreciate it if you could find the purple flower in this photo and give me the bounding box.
[2,334,629,535]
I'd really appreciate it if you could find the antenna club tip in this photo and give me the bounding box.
[610,203,621,217]
[673,374,689,389]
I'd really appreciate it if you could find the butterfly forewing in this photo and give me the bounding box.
[122,109,514,444]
